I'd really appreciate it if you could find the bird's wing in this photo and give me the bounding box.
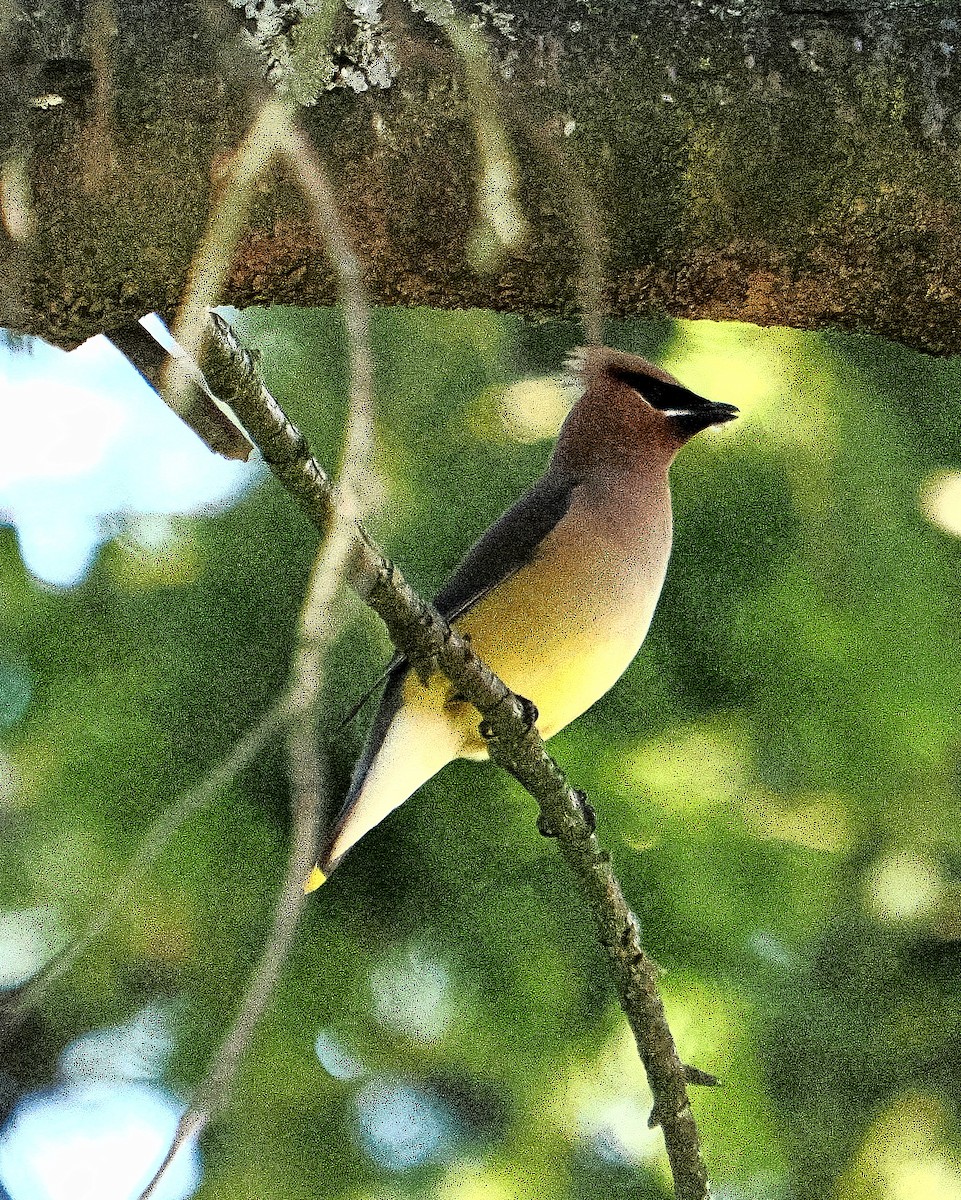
[431,465,581,622]
[336,656,403,729]
[323,467,581,869]
[337,466,580,727]
[322,665,408,871]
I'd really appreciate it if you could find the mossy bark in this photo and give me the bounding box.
[3,0,961,353]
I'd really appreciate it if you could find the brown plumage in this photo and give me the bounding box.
[305,347,737,890]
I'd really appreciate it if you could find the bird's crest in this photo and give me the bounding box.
[564,346,683,392]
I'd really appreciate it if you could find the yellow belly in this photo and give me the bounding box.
[402,546,661,755]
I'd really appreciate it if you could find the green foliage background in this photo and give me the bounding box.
[2,308,960,1199]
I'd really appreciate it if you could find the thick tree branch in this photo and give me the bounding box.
[3,0,961,353]
[201,311,718,1200]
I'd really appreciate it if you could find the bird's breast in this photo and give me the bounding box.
[446,479,672,754]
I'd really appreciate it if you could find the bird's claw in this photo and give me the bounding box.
[537,811,559,838]
[517,695,538,730]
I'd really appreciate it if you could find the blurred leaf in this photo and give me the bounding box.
[1,310,960,1199]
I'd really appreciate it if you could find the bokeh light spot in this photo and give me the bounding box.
[0,1082,200,1200]
[919,470,961,538]
[371,947,452,1041]
[840,1091,961,1200]
[0,907,63,989]
[314,1029,368,1081]
[0,657,32,730]
[867,853,943,925]
[355,1079,456,1171]
[497,377,573,444]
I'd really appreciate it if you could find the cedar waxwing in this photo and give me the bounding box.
[305,347,737,891]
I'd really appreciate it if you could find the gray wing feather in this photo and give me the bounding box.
[432,466,580,621]
[322,667,407,870]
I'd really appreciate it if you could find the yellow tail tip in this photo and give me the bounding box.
[304,865,327,894]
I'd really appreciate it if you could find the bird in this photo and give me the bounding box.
[305,346,737,891]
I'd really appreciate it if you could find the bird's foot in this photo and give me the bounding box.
[517,695,539,730]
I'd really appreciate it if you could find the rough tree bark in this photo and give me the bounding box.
[2,0,960,353]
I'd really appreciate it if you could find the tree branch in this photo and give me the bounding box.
[201,311,719,1200]
[5,0,961,353]
[106,319,254,461]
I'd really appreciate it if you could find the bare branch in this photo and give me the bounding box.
[201,313,715,1200]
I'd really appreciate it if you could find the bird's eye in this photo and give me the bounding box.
[609,367,703,413]
[609,365,664,396]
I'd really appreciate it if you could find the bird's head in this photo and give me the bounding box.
[559,347,737,470]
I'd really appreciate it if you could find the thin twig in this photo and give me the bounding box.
[136,520,358,1200]
[424,6,604,343]
[136,116,378,1200]
[137,704,327,1200]
[162,98,292,418]
[544,135,608,347]
[202,315,715,1200]
[0,705,285,1039]
[441,14,529,270]
[273,115,376,490]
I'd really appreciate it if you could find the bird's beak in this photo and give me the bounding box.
[668,398,739,437]
[706,401,739,425]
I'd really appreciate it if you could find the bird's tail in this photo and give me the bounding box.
[304,864,328,892]
[304,696,463,892]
